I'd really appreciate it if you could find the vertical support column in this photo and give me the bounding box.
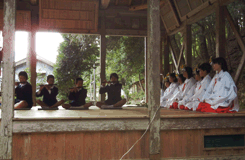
[100,11,106,102]
[160,37,163,74]
[27,31,36,106]
[144,37,148,103]
[184,25,192,67]
[216,5,226,58]
[163,35,170,76]
[147,0,161,159]
[0,0,16,159]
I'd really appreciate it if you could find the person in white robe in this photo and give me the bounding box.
[178,67,202,109]
[165,74,186,109]
[185,63,212,111]
[160,73,179,107]
[171,67,196,109]
[197,57,239,113]
[161,79,170,97]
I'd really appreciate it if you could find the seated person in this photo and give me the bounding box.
[96,73,126,109]
[36,75,65,108]
[196,57,239,113]
[166,74,186,108]
[178,67,202,109]
[184,63,212,111]
[15,71,33,109]
[171,67,196,109]
[160,73,179,107]
[62,78,92,109]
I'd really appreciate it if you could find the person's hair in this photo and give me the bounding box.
[47,75,54,81]
[178,74,186,83]
[110,73,119,80]
[169,73,178,82]
[76,78,83,84]
[198,63,212,73]
[18,71,28,80]
[212,57,228,71]
[195,69,200,75]
[184,67,193,78]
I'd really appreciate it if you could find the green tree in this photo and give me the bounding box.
[54,34,100,101]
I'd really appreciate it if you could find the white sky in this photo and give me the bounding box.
[0,31,64,63]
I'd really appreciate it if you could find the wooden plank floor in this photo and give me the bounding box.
[0,106,245,120]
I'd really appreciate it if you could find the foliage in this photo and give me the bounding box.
[106,36,145,101]
[53,34,100,101]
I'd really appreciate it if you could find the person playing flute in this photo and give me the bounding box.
[96,73,126,109]
[15,71,33,109]
[36,75,65,108]
[62,78,93,109]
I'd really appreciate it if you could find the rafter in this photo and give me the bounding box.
[129,1,165,11]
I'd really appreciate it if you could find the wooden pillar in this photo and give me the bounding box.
[160,37,163,74]
[147,0,161,159]
[216,5,226,58]
[27,7,38,106]
[100,11,106,101]
[144,37,148,103]
[0,0,16,159]
[184,25,192,67]
[27,31,37,106]
[163,35,170,76]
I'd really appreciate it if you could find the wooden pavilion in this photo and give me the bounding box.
[1,0,245,159]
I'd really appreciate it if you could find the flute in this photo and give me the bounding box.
[69,87,83,90]
[39,84,57,87]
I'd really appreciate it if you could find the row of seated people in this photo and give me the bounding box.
[160,57,239,113]
[14,72,126,109]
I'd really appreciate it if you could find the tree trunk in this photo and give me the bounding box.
[139,73,145,92]
[197,22,210,61]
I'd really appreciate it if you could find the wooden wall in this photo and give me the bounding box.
[39,0,99,33]
[12,128,245,160]
[0,10,31,31]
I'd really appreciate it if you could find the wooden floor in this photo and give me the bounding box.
[0,106,245,120]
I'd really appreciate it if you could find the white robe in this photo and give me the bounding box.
[185,74,212,111]
[165,83,184,108]
[178,80,201,107]
[160,82,179,107]
[174,77,196,102]
[200,70,239,112]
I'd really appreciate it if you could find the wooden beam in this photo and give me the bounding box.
[129,1,165,11]
[147,0,161,158]
[224,7,245,84]
[163,36,170,76]
[105,29,147,37]
[0,0,16,159]
[115,0,119,5]
[169,45,179,73]
[167,0,180,27]
[100,11,106,102]
[168,0,235,35]
[216,5,226,58]
[144,37,148,103]
[100,0,111,9]
[177,42,185,69]
[183,25,192,67]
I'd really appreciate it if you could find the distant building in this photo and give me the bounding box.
[15,55,54,82]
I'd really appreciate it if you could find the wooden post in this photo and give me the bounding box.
[27,31,36,106]
[144,37,148,103]
[224,7,245,84]
[160,37,163,74]
[0,0,16,159]
[147,0,161,159]
[100,11,106,102]
[184,25,192,67]
[163,35,170,76]
[216,5,226,58]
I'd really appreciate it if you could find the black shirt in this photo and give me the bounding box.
[69,87,87,106]
[36,86,58,106]
[99,83,122,105]
[15,82,33,108]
